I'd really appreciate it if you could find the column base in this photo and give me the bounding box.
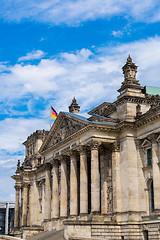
[43,218,51,222]
[51,217,59,220]
[78,213,89,221]
[91,211,100,215]
[60,216,68,219]
[13,227,20,231]
[80,213,88,216]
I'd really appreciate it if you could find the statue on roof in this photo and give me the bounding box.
[16,159,20,172]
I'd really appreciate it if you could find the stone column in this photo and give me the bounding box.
[80,146,88,215]
[100,146,108,215]
[14,185,20,229]
[70,152,78,216]
[90,141,100,213]
[112,142,121,218]
[20,187,23,227]
[51,160,59,219]
[152,140,160,211]
[60,157,68,218]
[28,181,33,226]
[44,164,51,220]
[22,183,29,226]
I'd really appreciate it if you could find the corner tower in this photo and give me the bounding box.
[118,55,144,99]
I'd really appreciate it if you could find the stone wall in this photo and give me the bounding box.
[65,221,160,240]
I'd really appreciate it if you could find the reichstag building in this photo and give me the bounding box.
[12,56,160,240]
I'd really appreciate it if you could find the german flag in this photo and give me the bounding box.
[51,106,58,119]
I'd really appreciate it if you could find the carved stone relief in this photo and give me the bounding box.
[49,117,86,147]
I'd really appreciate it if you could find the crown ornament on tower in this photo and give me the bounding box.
[69,97,80,114]
[122,55,140,86]
[118,55,143,97]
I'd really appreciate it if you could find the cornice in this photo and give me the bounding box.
[88,102,111,115]
[23,130,49,146]
[135,105,160,128]
[41,123,116,155]
[96,95,160,117]
[117,83,143,93]
[116,121,135,131]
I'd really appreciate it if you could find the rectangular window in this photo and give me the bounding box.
[147,148,152,166]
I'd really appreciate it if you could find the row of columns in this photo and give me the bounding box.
[44,141,101,220]
[14,140,111,229]
[14,182,30,229]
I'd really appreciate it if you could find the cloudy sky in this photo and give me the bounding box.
[1,0,160,201]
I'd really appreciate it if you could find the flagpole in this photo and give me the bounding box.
[50,105,51,129]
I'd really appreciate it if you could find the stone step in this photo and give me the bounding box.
[26,229,64,240]
[0,235,23,240]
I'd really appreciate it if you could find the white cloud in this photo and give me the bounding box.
[0,118,49,153]
[0,0,160,25]
[1,37,160,113]
[18,50,46,62]
[112,30,123,38]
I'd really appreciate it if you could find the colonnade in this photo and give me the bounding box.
[44,141,103,221]
[14,141,113,228]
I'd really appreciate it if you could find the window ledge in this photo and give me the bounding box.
[142,165,152,171]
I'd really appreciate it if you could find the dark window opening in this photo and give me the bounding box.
[147,148,152,166]
[143,230,149,240]
[151,181,154,212]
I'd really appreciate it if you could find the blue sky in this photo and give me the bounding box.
[1,0,160,201]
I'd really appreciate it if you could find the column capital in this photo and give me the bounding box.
[59,155,68,164]
[69,149,78,157]
[90,140,101,150]
[51,159,59,167]
[23,182,30,188]
[78,145,88,155]
[14,185,21,191]
[44,162,52,170]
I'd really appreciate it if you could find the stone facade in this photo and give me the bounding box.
[12,56,160,240]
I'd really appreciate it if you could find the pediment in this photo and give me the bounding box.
[40,112,88,152]
[141,139,151,148]
[156,134,160,142]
